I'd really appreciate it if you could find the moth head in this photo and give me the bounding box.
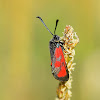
[53,35,60,41]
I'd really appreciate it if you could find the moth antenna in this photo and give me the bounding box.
[36,16,53,36]
[54,19,59,35]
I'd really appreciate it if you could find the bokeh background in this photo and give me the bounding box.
[0,0,100,100]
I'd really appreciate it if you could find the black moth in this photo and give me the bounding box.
[36,16,69,81]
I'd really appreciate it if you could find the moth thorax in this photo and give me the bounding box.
[57,43,60,48]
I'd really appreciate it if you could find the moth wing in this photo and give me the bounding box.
[52,45,69,81]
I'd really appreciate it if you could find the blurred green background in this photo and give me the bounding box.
[0,0,100,100]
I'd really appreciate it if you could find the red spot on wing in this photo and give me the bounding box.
[57,66,67,77]
[54,46,67,77]
[51,61,52,66]
[54,61,60,67]
[54,47,61,59]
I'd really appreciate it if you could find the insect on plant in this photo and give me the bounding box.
[36,16,69,81]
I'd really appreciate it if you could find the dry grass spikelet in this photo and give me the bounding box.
[56,25,79,100]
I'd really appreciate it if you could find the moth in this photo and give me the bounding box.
[36,16,69,81]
